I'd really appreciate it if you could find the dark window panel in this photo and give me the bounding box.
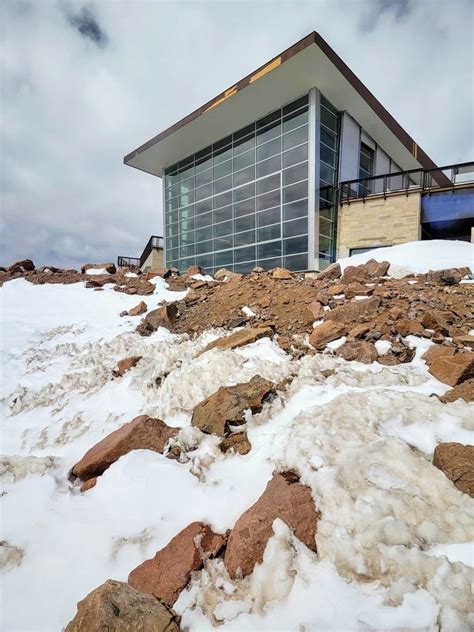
[233,123,255,141]
[256,122,281,146]
[256,154,281,178]
[320,106,338,132]
[214,160,233,180]
[284,253,308,271]
[258,256,282,269]
[283,143,308,168]
[257,207,281,227]
[320,144,337,168]
[180,205,194,220]
[283,110,308,133]
[235,214,255,233]
[256,137,281,162]
[257,173,280,195]
[235,229,255,246]
[195,198,212,215]
[195,156,213,175]
[234,198,255,217]
[283,199,308,221]
[257,109,281,128]
[258,240,282,259]
[215,250,234,267]
[195,227,213,242]
[195,183,213,201]
[233,135,255,156]
[283,235,308,255]
[180,244,195,258]
[257,224,281,242]
[180,217,195,232]
[233,149,255,172]
[213,205,233,223]
[320,162,336,186]
[194,212,212,228]
[320,126,337,151]
[283,180,308,204]
[283,162,308,187]
[234,182,255,203]
[213,190,233,209]
[257,189,281,212]
[214,235,233,250]
[214,220,233,237]
[234,262,256,274]
[213,174,233,195]
[283,217,307,238]
[213,145,232,165]
[283,125,308,151]
[234,245,256,263]
[233,165,255,187]
[283,95,308,115]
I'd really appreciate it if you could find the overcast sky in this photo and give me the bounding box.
[1,0,473,268]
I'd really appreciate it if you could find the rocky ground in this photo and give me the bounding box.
[1,245,473,631]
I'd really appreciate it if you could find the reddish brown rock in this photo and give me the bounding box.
[224,472,318,578]
[128,522,226,606]
[271,267,292,279]
[199,327,273,355]
[81,262,116,275]
[341,259,389,284]
[343,283,372,299]
[307,300,324,319]
[422,344,456,366]
[220,433,251,455]
[214,268,242,282]
[184,288,201,304]
[336,341,378,364]
[128,301,147,316]
[428,353,474,387]
[439,379,474,403]
[113,356,142,377]
[72,415,178,481]
[328,283,346,297]
[187,265,203,276]
[421,310,453,334]
[80,477,97,493]
[136,303,178,336]
[325,296,381,324]
[393,319,424,337]
[65,579,180,632]
[309,321,346,350]
[426,268,463,285]
[192,375,274,436]
[317,262,341,281]
[433,443,474,497]
[9,259,35,272]
[348,324,370,339]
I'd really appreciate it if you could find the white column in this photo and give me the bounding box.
[307,87,320,271]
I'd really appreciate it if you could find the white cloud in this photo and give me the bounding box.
[1,0,472,268]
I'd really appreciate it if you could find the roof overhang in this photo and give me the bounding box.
[124,32,440,180]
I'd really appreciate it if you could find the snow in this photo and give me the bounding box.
[375,339,392,356]
[192,273,214,281]
[85,267,110,275]
[338,240,474,275]
[1,260,474,631]
[241,305,256,318]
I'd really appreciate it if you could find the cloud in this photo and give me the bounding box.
[0,0,472,268]
[67,6,108,48]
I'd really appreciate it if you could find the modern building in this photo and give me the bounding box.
[124,32,473,273]
[117,235,164,272]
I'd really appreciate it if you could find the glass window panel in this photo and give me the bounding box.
[283,95,308,115]
[284,253,308,271]
[196,239,213,254]
[235,246,255,263]
[256,137,281,162]
[257,207,281,227]
[214,160,232,180]
[257,109,281,128]
[167,247,179,260]
[235,214,255,233]
[195,154,212,174]
[180,217,195,232]
[180,230,194,245]
[195,167,213,187]
[283,125,308,151]
[213,146,232,165]
[233,149,255,172]
[257,173,280,195]
[283,199,307,221]
[180,244,195,258]
[214,220,233,237]
[215,250,233,267]
[234,182,255,203]
[235,229,255,246]
[283,110,308,133]
[283,162,308,186]
[258,241,281,259]
[180,205,194,220]
[214,235,233,250]
[283,217,307,238]
[257,189,280,211]
[320,162,336,185]
[256,122,281,145]
[179,177,194,195]
[195,198,212,215]
[178,165,194,180]
[319,216,333,238]
[283,180,307,204]
[256,154,281,178]
[321,126,337,150]
[213,205,232,223]
[196,254,213,269]
[233,135,255,156]
[213,191,232,209]
[195,183,213,201]
[234,198,255,217]
[258,257,281,269]
[233,165,255,187]
[283,235,308,255]
[195,212,212,228]
[321,106,338,132]
[258,224,281,242]
[319,234,333,256]
[283,143,308,168]
[195,227,213,242]
[168,236,179,249]
[319,206,336,222]
[234,261,255,274]
[171,196,179,210]
[213,174,233,195]
[320,144,337,168]
[234,123,255,141]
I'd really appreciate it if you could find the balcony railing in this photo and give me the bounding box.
[339,161,474,204]
[117,235,164,269]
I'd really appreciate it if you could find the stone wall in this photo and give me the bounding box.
[336,191,421,258]
[141,248,164,272]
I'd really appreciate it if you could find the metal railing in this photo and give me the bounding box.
[339,161,474,204]
[117,235,164,269]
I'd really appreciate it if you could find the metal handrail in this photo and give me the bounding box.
[339,161,474,204]
[117,235,164,269]
[117,256,140,268]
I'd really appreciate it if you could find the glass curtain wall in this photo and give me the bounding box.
[164,95,309,274]
[318,95,340,269]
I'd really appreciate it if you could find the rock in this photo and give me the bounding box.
[9,259,35,272]
[224,472,318,578]
[187,265,203,276]
[220,433,251,455]
[336,341,378,364]
[191,375,274,436]
[118,280,156,296]
[136,304,178,336]
[348,324,370,339]
[421,310,453,334]
[252,266,265,273]
[325,297,381,324]
[72,415,178,481]
[65,579,180,632]
[128,301,147,316]
[190,280,207,290]
[341,259,389,283]
[343,283,372,299]
[393,319,423,337]
[80,477,97,493]
[428,353,474,387]
[427,268,463,285]
[128,522,226,606]
[433,443,474,497]
[113,356,142,377]
[454,335,474,347]
[184,288,201,304]
[307,301,323,319]
[199,327,273,355]
[271,267,292,279]
[163,267,180,278]
[439,379,474,403]
[309,321,346,350]
[81,262,116,275]
[317,262,341,281]
[214,268,241,282]
[422,344,456,366]
[119,310,128,317]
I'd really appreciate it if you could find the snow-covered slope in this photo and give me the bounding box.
[1,245,473,631]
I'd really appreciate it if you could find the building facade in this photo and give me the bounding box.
[125,32,471,273]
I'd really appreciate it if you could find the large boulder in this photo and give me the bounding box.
[336,340,378,364]
[439,379,474,403]
[341,259,389,284]
[81,262,116,274]
[191,375,274,436]
[324,296,381,324]
[433,443,474,497]
[72,415,178,481]
[224,472,318,578]
[128,522,226,606]
[426,268,463,285]
[199,327,273,355]
[428,352,474,387]
[422,344,456,366]
[271,267,292,279]
[65,579,180,632]
[393,319,423,337]
[136,304,178,336]
[317,262,341,281]
[9,259,35,272]
[309,321,346,350]
[421,310,453,334]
